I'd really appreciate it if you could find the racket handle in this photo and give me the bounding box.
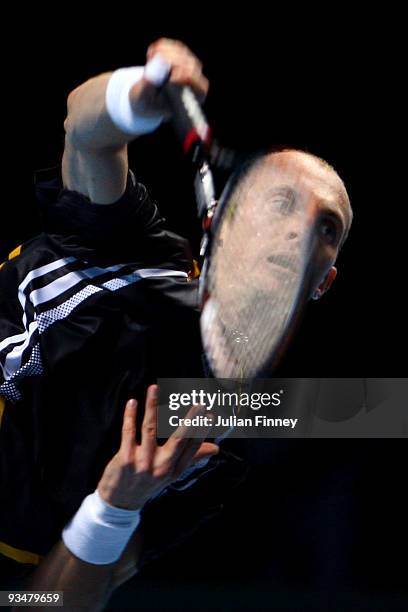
[164,83,212,156]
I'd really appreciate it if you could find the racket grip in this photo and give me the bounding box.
[164,83,212,156]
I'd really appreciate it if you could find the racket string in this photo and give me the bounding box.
[203,156,313,378]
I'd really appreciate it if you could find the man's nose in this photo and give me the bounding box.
[285,199,318,241]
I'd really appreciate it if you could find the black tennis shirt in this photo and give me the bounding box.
[0,168,206,558]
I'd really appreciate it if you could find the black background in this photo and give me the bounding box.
[1,12,406,610]
[2,16,403,376]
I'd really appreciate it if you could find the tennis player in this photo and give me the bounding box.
[0,38,352,609]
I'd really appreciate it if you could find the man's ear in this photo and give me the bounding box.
[312,267,337,300]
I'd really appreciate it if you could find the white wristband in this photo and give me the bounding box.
[105,56,170,136]
[62,490,141,565]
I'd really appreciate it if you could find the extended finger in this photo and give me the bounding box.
[173,437,218,479]
[193,442,220,462]
[138,384,158,471]
[120,399,138,460]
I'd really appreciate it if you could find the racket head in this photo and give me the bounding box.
[200,150,317,379]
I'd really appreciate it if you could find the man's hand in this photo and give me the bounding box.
[97,384,219,510]
[147,38,209,99]
[23,386,217,610]
[128,38,209,123]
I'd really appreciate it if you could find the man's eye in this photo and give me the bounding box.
[276,197,296,216]
[319,218,338,245]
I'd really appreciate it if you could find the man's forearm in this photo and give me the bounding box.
[62,70,131,203]
[64,72,137,151]
[23,540,114,611]
[61,68,164,203]
[20,534,141,612]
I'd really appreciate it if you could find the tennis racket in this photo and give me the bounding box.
[164,83,316,379]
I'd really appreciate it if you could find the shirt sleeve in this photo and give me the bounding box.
[35,167,194,272]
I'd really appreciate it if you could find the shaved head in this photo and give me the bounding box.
[228,146,353,299]
[265,148,353,250]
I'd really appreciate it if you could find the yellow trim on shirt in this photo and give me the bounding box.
[0,244,22,270]
[8,245,22,260]
[188,259,201,281]
[0,540,42,565]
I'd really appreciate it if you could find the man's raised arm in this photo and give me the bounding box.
[61,38,209,204]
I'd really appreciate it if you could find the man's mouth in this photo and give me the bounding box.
[267,253,299,274]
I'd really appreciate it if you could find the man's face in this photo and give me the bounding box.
[221,150,352,300]
[271,150,352,298]
[202,149,352,377]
